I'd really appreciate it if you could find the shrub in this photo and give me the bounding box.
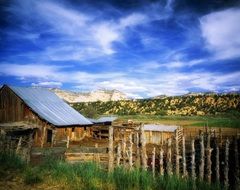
[82,105,98,118]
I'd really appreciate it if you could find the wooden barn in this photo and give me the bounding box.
[0,85,92,147]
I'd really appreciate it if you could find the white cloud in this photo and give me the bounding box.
[91,22,121,55]
[0,63,63,79]
[31,81,62,88]
[135,58,206,73]
[200,8,240,60]
[0,63,125,87]
[119,13,147,28]
[1,63,240,98]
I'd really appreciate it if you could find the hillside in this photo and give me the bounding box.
[50,88,127,103]
[73,94,240,116]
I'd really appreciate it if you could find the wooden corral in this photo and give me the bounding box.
[0,85,92,147]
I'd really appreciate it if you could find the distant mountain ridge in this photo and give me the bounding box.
[50,88,127,103]
[73,93,240,116]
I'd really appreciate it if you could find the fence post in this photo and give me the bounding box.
[108,126,114,172]
[159,147,164,176]
[191,139,196,180]
[152,147,156,177]
[135,131,141,168]
[122,130,126,168]
[199,133,205,181]
[175,130,180,175]
[41,126,46,148]
[117,142,121,167]
[215,144,220,182]
[167,138,172,176]
[182,136,187,177]
[140,124,147,170]
[128,133,133,170]
[224,139,230,189]
[206,133,212,183]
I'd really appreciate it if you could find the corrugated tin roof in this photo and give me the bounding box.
[9,86,92,126]
[88,116,117,124]
[144,124,178,132]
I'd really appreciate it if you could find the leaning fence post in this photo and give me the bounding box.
[159,147,164,176]
[152,147,156,177]
[199,133,205,181]
[16,137,22,154]
[224,139,230,189]
[182,136,187,177]
[108,126,114,172]
[206,135,213,183]
[167,138,172,176]
[140,124,147,170]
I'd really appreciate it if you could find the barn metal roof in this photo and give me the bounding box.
[88,116,117,124]
[9,86,92,126]
[144,124,178,132]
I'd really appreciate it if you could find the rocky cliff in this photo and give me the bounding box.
[50,88,127,103]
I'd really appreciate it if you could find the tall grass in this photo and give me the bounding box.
[0,151,26,171]
[0,152,221,190]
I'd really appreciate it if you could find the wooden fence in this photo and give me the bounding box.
[108,125,240,189]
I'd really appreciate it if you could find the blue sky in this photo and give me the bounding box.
[0,0,240,98]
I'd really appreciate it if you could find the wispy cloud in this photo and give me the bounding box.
[200,8,240,60]
[31,81,62,88]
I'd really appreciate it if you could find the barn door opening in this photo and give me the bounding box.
[47,129,52,143]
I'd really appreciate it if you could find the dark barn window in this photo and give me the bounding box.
[47,129,52,143]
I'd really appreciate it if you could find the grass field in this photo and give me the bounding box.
[0,152,221,190]
[117,114,240,128]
